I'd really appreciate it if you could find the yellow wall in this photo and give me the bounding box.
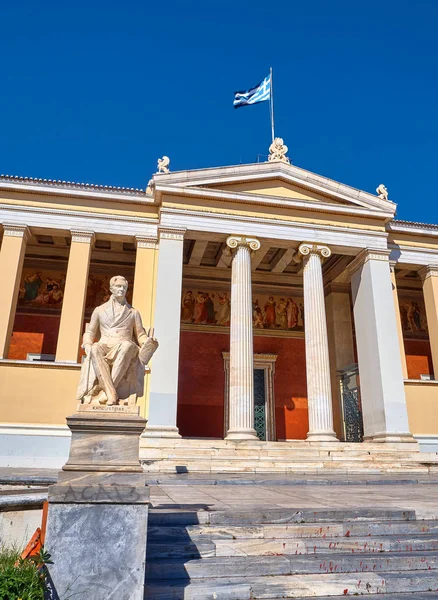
[405,381,438,435]
[0,363,80,424]
[0,190,159,220]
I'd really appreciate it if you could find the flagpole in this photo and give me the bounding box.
[269,66,275,143]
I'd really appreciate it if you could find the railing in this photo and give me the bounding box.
[338,363,363,443]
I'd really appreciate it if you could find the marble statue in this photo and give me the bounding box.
[376,184,389,200]
[157,156,170,173]
[77,276,158,406]
[268,137,290,164]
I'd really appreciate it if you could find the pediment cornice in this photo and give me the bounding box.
[155,182,394,221]
[153,161,396,216]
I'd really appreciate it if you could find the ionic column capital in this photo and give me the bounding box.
[419,265,438,282]
[135,235,158,249]
[298,242,331,259]
[347,248,390,277]
[158,227,186,241]
[70,229,95,245]
[226,235,261,252]
[3,223,30,241]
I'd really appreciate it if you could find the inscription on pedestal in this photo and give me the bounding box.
[77,404,140,415]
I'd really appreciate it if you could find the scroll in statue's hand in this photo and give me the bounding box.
[84,344,93,356]
[139,331,159,367]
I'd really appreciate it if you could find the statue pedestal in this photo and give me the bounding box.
[45,405,149,600]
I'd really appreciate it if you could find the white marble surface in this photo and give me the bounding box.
[299,244,337,442]
[226,236,260,440]
[351,252,414,442]
[146,229,185,438]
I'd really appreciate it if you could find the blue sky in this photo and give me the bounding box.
[1,0,437,222]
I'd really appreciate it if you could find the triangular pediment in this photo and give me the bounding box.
[153,161,396,218]
[201,178,350,205]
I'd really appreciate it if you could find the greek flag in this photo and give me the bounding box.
[233,74,271,109]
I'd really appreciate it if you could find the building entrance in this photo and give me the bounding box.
[253,369,266,440]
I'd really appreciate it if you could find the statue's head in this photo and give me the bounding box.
[110,275,128,299]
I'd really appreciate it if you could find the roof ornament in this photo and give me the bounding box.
[157,156,170,173]
[376,183,389,200]
[268,137,290,164]
[146,178,154,195]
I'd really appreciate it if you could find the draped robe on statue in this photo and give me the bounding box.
[77,297,152,405]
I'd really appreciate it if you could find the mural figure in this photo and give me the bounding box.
[181,290,195,323]
[399,304,408,331]
[253,299,264,329]
[277,298,287,329]
[216,293,231,326]
[77,275,158,406]
[264,296,277,328]
[205,293,216,324]
[399,297,428,335]
[299,303,305,328]
[194,292,208,324]
[23,272,43,301]
[287,298,299,329]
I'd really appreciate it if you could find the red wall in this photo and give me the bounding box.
[177,331,308,439]
[9,314,61,359]
[404,339,434,379]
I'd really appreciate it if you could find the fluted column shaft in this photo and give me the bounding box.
[299,243,337,442]
[226,235,260,440]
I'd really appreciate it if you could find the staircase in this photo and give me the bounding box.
[140,439,438,475]
[145,506,438,599]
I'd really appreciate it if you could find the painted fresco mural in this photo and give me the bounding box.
[19,269,65,308]
[399,293,428,338]
[181,289,304,332]
[18,268,133,312]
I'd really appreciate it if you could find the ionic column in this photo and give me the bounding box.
[349,249,414,443]
[298,243,337,442]
[0,224,30,358]
[225,235,260,440]
[55,230,94,362]
[420,265,438,379]
[145,227,185,438]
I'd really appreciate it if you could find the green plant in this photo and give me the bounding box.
[0,546,48,600]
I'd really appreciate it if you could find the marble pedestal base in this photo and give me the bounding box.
[142,424,181,438]
[45,405,149,600]
[306,431,338,442]
[225,428,258,440]
[364,432,418,444]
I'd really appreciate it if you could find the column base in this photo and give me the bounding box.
[141,425,181,439]
[364,432,418,444]
[306,431,338,442]
[225,428,259,441]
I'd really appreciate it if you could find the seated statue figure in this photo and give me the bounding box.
[76,275,158,406]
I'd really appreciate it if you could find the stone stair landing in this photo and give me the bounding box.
[140,438,438,474]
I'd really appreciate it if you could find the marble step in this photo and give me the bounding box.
[142,460,432,474]
[148,507,416,527]
[147,519,438,542]
[141,439,423,451]
[147,534,438,560]
[213,534,438,557]
[142,447,430,460]
[144,570,438,599]
[146,551,438,580]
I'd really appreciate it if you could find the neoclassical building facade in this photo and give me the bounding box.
[1,152,438,469]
